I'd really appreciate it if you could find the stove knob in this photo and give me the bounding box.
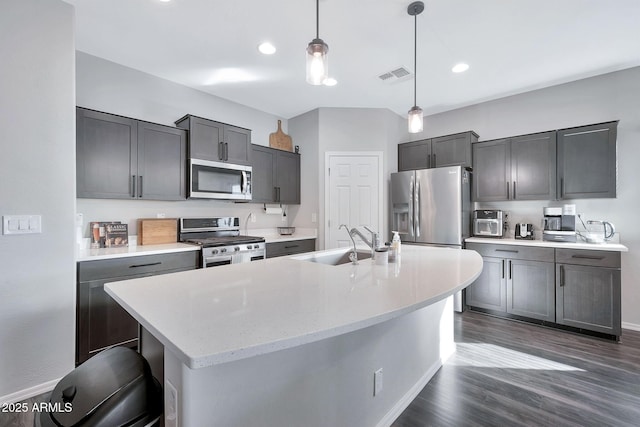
[246,245,252,250]
[234,246,240,252]
[220,248,227,253]
[253,244,260,249]
[212,249,219,255]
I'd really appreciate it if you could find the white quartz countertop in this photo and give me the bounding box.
[105,245,483,369]
[76,242,199,261]
[465,237,628,252]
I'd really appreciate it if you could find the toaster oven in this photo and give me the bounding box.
[473,210,504,237]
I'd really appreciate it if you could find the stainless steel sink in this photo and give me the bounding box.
[293,249,372,266]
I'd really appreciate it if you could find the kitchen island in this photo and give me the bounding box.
[105,244,483,427]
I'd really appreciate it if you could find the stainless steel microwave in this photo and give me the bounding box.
[189,158,252,200]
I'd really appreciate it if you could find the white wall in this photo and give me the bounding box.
[413,67,640,329]
[289,108,405,249]
[0,0,76,402]
[76,52,300,235]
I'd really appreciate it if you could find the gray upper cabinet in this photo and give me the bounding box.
[472,131,556,201]
[137,122,187,200]
[398,140,430,171]
[557,121,617,199]
[77,107,187,200]
[472,138,510,201]
[398,131,477,171]
[251,145,300,204]
[175,114,251,166]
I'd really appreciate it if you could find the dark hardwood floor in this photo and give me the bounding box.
[392,311,640,427]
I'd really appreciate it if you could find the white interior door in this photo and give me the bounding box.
[325,152,383,249]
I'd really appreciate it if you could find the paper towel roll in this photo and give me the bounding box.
[265,207,283,215]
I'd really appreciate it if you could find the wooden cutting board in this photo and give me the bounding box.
[269,120,293,152]
[138,218,178,245]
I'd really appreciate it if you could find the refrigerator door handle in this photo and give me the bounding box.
[415,178,421,237]
[408,175,415,238]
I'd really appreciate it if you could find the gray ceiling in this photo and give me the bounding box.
[65,0,640,119]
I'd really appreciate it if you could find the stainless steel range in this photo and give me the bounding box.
[179,217,265,268]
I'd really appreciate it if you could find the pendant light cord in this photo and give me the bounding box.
[316,0,320,39]
[413,12,417,107]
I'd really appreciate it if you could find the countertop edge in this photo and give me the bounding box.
[76,243,200,261]
[465,237,628,252]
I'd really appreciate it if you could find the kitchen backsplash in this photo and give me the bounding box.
[76,198,303,239]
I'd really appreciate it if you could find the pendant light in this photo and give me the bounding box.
[306,0,329,85]
[407,1,424,133]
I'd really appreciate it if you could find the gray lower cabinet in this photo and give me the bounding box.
[251,144,300,204]
[555,248,621,336]
[398,131,478,171]
[472,131,556,201]
[175,114,251,165]
[466,243,555,322]
[76,251,198,365]
[76,107,187,200]
[557,121,617,199]
[266,239,316,258]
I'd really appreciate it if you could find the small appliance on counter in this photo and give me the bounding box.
[583,219,616,243]
[515,223,534,239]
[542,205,577,242]
[473,210,504,238]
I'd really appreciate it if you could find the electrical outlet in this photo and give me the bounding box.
[165,380,178,427]
[311,213,317,223]
[251,213,256,223]
[157,213,166,218]
[374,368,383,396]
[281,215,287,222]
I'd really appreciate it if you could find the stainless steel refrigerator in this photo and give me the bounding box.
[391,165,472,310]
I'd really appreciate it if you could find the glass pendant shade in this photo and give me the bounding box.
[306,39,329,85]
[408,105,424,133]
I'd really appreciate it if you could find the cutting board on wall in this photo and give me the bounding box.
[138,218,178,245]
[269,120,293,152]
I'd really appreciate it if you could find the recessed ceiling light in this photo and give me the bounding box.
[323,77,337,86]
[158,0,171,3]
[452,63,469,73]
[258,42,276,55]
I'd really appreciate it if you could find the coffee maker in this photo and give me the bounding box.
[542,205,577,242]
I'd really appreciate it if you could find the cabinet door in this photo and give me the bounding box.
[472,139,510,201]
[466,257,506,312]
[137,122,187,200]
[266,239,316,258]
[510,131,556,200]
[507,259,555,322]
[431,132,476,168]
[251,145,276,203]
[76,108,137,199]
[224,125,252,165]
[556,264,621,336]
[77,278,140,364]
[398,140,431,171]
[276,151,301,204]
[557,122,617,199]
[188,116,224,161]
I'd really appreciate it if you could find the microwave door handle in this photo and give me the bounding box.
[241,171,248,194]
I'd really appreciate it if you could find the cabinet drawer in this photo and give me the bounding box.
[465,243,554,262]
[266,239,316,258]
[78,251,199,281]
[555,248,620,268]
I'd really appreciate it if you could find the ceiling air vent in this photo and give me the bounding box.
[378,66,413,84]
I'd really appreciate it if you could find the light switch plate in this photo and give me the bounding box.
[3,215,42,235]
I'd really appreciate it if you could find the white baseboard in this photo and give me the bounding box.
[0,378,59,405]
[376,359,442,427]
[622,322,640,332]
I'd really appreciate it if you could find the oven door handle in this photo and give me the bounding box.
[204,255,233,265]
